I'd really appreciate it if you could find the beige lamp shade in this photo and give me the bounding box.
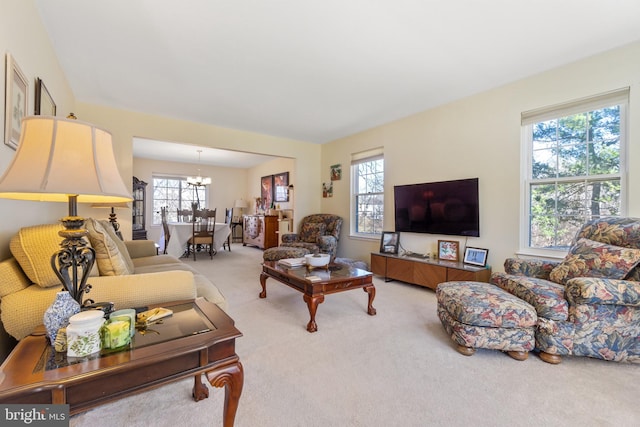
[234,199,249,209]
[0,116,132,204]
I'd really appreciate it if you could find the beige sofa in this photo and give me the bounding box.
[0,219,227,342]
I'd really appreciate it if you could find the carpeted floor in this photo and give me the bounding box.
[71,244,639,427]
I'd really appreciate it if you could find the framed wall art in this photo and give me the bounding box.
[273,171,289,202]
[438,240,459,261]
[330,164,342,181]
[4,53,28,150]
[379,231,400,254]
[463,247,489,267]
[261,175,274,209]
[35,77,56,116]
[322,182,333,198]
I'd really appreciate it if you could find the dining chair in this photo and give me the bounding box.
[223,208,233,252]
[160,206,170,254]
[187,208,217,260]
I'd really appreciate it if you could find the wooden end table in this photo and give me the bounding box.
[260,261,376,332]
[0,298,243,427]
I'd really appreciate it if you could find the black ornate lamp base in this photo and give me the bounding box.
[51,215,96,306]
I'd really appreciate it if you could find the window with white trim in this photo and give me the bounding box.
[351,149,384,236]
[521,89,628,251]
[152,176,207,225]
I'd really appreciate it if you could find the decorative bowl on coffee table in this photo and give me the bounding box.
[305,253,330,268]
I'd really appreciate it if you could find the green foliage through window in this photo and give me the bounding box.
[527,102,624,249]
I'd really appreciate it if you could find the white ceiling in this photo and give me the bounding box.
[35,0,640,153]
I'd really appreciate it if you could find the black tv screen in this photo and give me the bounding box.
[394,178,479,237]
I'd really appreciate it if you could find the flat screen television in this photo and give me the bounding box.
[394,178,479,237]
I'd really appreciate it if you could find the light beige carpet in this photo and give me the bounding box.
[71,244,639,427]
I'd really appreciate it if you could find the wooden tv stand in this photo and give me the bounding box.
[370,252,491,290]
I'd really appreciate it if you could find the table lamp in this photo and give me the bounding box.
[0,116,132,304]
[233,199,248,220]
[91,201,130,239]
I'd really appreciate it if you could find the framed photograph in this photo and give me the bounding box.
[438,240,459,261]
[463,247,489,267]
[4,53,28,150]
[322,181,333,198]
[330,164,342,181]
[379,231,400,254]
[273,171,289,202]
[261,175,274,210]
[35,77,56,116]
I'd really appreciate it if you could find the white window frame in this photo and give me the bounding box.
[350,148,384,239]
[519,88,628,258]
[151,175,208,225]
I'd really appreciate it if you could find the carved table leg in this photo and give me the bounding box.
[259,273,268,298]
[192,373,210,401]
[205,361,244,427]
[363,285,377,315]
[303,294,324,332]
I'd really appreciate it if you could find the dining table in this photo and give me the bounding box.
[161,222,231,258]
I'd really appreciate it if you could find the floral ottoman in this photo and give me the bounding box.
[436,281,538,361]
[263,247,311,262]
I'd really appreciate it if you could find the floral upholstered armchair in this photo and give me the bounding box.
[280,214,343,259]
[491,217,640,364]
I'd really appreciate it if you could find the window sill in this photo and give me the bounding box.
[515,248,566,261]
[349,233,380,242]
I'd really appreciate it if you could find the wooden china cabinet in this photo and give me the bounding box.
[132,176,147,240]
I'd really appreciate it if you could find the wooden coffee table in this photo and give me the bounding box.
[0,298,243,427]
[260,261,376,332]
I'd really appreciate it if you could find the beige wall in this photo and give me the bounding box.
[323,41,640,268]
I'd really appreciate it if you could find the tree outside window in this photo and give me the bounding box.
[525,98,625,250]
[152,177,207,225]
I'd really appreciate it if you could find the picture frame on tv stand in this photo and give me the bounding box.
[379,231,400,254]
[438,240,459,262]
[463,247,488,267]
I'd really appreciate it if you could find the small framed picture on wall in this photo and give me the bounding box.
[261,175,273,209]
[274,171,289,202]
[35,78,56,116]
[4,53,28,150]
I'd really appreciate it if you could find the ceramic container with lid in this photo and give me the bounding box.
[66,310,105,357]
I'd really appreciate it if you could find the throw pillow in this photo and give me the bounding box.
[86,218,134,276]
[549,238,640,285]
[10,223,99,288]
[97,219,134,273]
[300,222,327,243]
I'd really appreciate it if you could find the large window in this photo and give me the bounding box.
[152,176,207,225]
[351,150,384,236]
[522,89,628,251]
